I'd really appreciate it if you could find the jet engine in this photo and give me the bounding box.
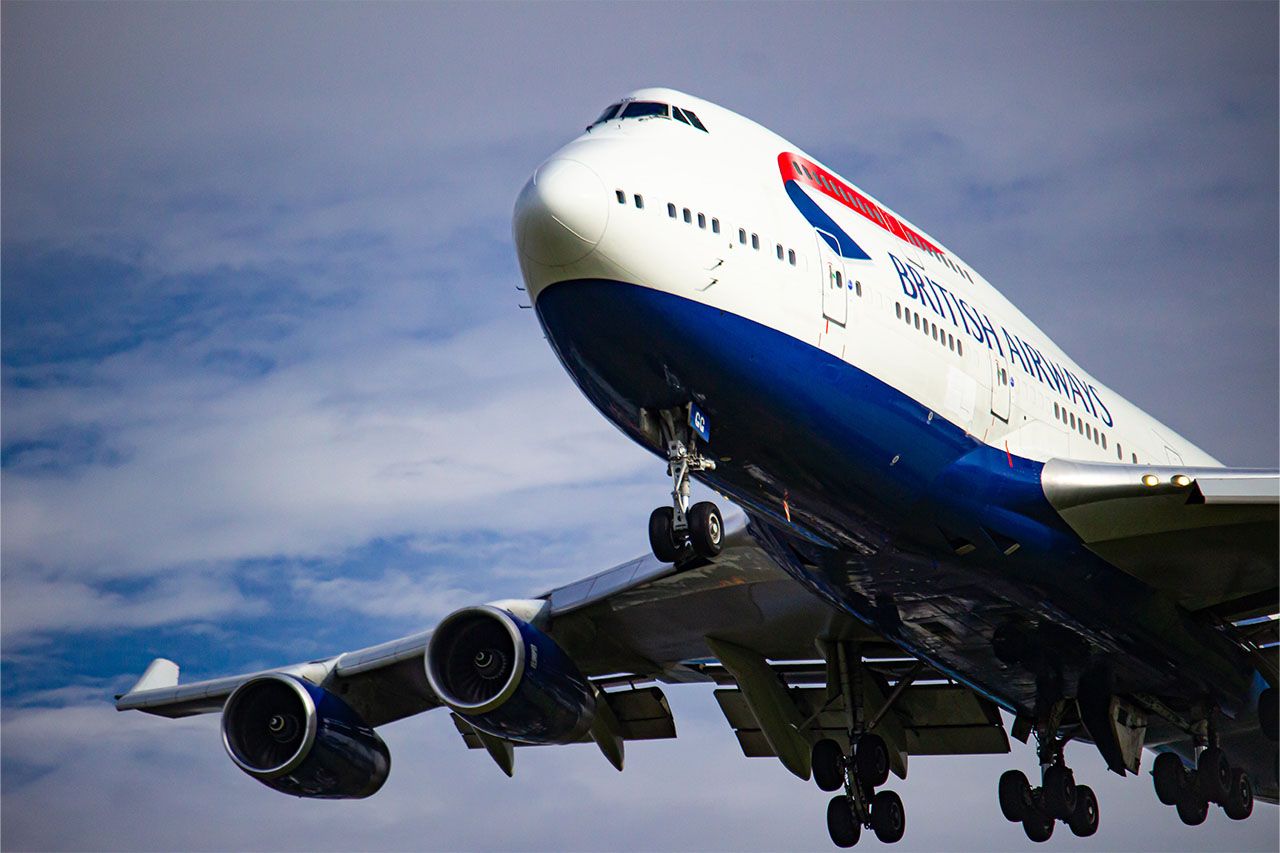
[221,673,390,799]
[425,604,596,744]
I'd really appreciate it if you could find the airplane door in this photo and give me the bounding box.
[990,354,1011,422]
[815,229,847,326]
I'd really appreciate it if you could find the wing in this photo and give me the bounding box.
[1040,460,1279,619]
[116,509,1008,787]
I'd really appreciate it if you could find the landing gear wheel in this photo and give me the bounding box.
[647,507,681,563]
[826,795,861,848]
[870,790,905,844]
[1021,810,1054,843]
[855,733,890,790]
[1068,785,1099,837]
[1042,764,1078,821]
[1260,687,1278,743]
[1175,790,1209,826]
[1224,769,1253,821]
[1152,752,1187,806]
[686,501,723,558]
[812,739,844,793]
[1197,746,1231,804]
[998,769,1034,822]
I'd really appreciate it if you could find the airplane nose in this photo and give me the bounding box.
[513,158,608,266]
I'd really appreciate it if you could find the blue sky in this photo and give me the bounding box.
[2,2,1276,850]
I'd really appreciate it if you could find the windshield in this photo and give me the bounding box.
[621,101,668,119]
[590,103,622,126]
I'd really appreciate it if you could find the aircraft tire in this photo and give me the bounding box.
[1021,810,1054,843]
[812,739,844,792]
[998,769,1033,822]
[1175,790,1209,826]
[870,790,905,844]
[1152,752,1187,805]
[1197,747,1231,804]
[686,501,723,558]
[1259,687,1278,743]
[854,734,890,790]
[826,795,861,848]
[1042,765,1077,820]
[647,507,681,563]
[1067,785,1099,837]
[1223,769,1253,821]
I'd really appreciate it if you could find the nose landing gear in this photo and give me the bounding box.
[645,406,721,562]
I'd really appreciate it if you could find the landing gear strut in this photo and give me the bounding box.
[646,406,721,562]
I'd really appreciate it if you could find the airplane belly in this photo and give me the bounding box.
[534,277,1261,719]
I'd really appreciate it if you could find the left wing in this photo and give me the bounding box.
[116,511,1008,793]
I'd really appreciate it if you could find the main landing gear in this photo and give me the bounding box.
[646,407,722,562]
[997,703,1098,842]
[1151,743,1254,825]
[812,640,911,847]
[817,733,906,847]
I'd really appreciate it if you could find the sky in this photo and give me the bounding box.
[2,2,1277,851]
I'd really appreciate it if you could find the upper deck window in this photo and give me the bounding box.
[621,101,668,119]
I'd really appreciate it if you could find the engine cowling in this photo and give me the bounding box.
[221,673,390,799]
[425,604,596,744]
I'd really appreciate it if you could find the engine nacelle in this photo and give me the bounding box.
[425,604,596,744]
[221,673,390,799]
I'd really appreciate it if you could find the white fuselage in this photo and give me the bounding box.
[514,87,1219,470]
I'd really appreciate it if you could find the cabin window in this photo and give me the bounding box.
[1069,413,1076,428]
[1054,402,1060,418]
[698,213,706,229]
[668,203,677,218]
[1132,452,1138,463]
[836,271,843,288]
[683,208,692,224]
[1117,444,1123,460]
[738,228,747,244]
[616,190,626,204]
[914,314,921,330]
[712,218,720,234]
[896,303,902,319]
[957,340,963,356]
[855,280,862,296]
[788,249,796,265]
[932,324,938,341]
[751,234,760,250]
[634,194,644,209]
[776,244,784,260]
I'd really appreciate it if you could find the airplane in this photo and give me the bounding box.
[116,88,1278,847]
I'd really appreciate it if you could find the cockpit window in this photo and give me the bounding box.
[671,106,691,125]
[682,109,707,132]
[591,103,622,126]
[621,101,669,119]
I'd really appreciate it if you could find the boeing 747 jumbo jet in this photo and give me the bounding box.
[117,89,1278,847]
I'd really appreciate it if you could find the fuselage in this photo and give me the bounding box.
[513,88,1271,794]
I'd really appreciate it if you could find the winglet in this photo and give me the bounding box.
[127,658,180,694]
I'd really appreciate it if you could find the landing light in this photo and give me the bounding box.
[1141,474,1159,487]
[1172,474,1192,488]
